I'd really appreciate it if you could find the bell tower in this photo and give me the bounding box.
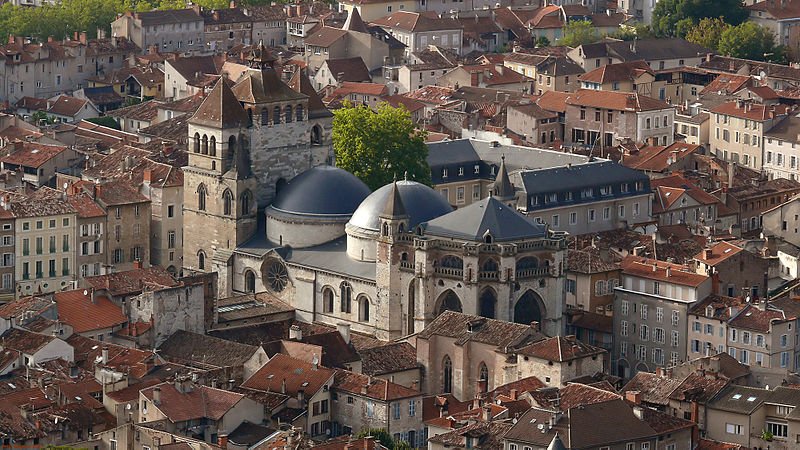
[183,78,258,279]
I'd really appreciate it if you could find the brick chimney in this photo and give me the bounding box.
[218,434,228,449]
[152,387,161,405]
[133,260,142,269]
[143,169,152,185]
[625,390,641,405]
[704,248,712,259]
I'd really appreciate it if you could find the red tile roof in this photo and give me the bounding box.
[621,255,709,287]
[580,60,653,84]
[728,304,788,332]
[622,142,700,172]
[54,289,127,333]
[141,382,246,422]
[0,142,67,168]
[67,192,106,218]
[694,241,744,266]
[711,101,789,121]
[371,11,462,33]
[83,266,180,297]
[333,370,420,401]
[566,89,671,111]
[242,353,335,396]
[517,335,606,362]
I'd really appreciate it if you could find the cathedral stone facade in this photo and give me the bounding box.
[183,44,567,340]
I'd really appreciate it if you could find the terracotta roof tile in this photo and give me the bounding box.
[0,328,58,354]
[580,60,653,84]
[728,304,787,332]
[694,241,744,265]
[371,11,461,33]
[333,370,419,401]
[711,101,789,121]
[84,266,180,297]
[53,289,127,333]
[0,142,67,168]
[242,354,335,396]
[141,382,245,422]
[516,335,606,362]
[565,89,671,112]
[621,255,709,288]
[358,342,418,376]
[417,311,544,347]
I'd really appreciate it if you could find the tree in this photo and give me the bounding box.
[86,116,121,130]
[651,0,748,37]
[685,17,730,52]
[332,102,430,190]
[558,20,599,47]
[718,22,777,61]
[30,111,56,125]
[534,35,550,48]
[356,429,395,450]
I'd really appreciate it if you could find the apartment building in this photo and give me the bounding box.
[613,256,712,379]
[763,114,800,181]
[370,11,463,57]
[578,60,656,95]
[11,188,77,297]
[694,241,769,299]
[95,180,152,272]
[650,174,734,231]
[68,192,107,279]
[111,8,205,54]
[687,294,745,360]
[0,141,80,187]
[564,89,675,149]
[709,100,789,171]
[0,196,15,301]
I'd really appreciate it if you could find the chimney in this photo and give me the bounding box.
[79,32,87,45]
[101,346,109,364]
[152,387,161,405]
[281,378,286,394]
[89,288,98,304]
[481,404,492,421]
[337,322,351,344]
[47,36,54,43]
[134,260,142,269]
[706,53,712,62]
[297,388,305,403]
[704,248,712,259]
[530,321,540,332]
[218,434,228,449]
[143,169,152,185]
[289,324,302,340]
[665,266,671,277]
[509,388,518,400]
[625,390,642,405]
[8,34,14,45]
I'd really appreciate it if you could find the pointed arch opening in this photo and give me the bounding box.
[241,191,252,215]
[285,105,293,123]
[443,355,453,393]
[197,184,207,211]
[193,132,200,153]
[202,135,209,155]
[479,287,497,319]
[340,281,352,313]
[261,108,269,125]
[435,289,462,316]
[209,136,217,156]
[515,290,545,328]
[244,269,256,293]
[358,295,370,322]
[296,104,305,121]
[273,106,281,124]
[311,124,322,145]
[197,250,206,271]
[223,190,233,216]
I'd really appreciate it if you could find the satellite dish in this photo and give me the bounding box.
[126,403,132,410]
[83,290,88,296]
[62,182,68,190]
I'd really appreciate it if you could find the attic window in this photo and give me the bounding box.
[747,396,757,402]
[724,248,732,254]
[732,394,742,400]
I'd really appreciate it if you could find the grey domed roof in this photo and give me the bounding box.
[271,166,371,216]
[349,180,453,231]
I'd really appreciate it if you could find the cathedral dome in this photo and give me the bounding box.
[348,180,453,232]
[271,166,371,217]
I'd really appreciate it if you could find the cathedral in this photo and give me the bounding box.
[183,44,568,340]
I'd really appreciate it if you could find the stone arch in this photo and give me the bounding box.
[209,136,216,156]
[223,189,233,216]
[634,361,650,375]
[478,287,497,319]
[340,281,352,313]
[322,286,335,313]
[514,289,545,327]
[244,269,256,293]
[193,132,200,153]
[478,361,489,391]
[439,255,463,269]
[226,135,236,170]
[202,135,208,154]
[296,104,304,121]
[197,250,206,271]
[435,289,463,316]
[617,358,631,380]
[197,184,207,211]
[407,279,416,334]
[285,104,293,123]
[273,106,282,124]
[311,124,322,145]
[261,107,269,125]
[443,355,453,393]
[358,295,370,322]
[241,190,252,215]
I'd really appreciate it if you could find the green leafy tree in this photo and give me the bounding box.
[558,20,599,47]
[332,102,430,190]
[393,441,412,450]
[718,22,777,61]
[86,116,121,129]
[30,111,56,125]
[685,17,730,52]
[356,429,395,450]
[534,35,550,48]
[652,0,748,37]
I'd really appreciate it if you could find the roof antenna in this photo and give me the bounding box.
[404,170,408,181]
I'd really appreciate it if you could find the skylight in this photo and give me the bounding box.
[732,394,742,399]
[747,396,757,402]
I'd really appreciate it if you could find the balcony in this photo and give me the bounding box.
[435,267,463,279]
[399,261,414,272]
[478,270,500,281]
[516,267,550,279]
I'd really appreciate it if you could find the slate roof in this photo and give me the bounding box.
[708,385,769,414]
[53,289,127,333]
[518,160,649,196]
[421,197,547,242]
[190,78,249,128]
[417,311,545,347]
[140,382,245,422]
[158,330,261,368]
[358,342,418,376]
[134,8,203,26]
[242,353,335,396]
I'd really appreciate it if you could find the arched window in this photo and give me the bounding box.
[198,250,206,270]
[285,105,293,123]
[382,222,389,237]
[193,132,200,153]
[481,258,499,272]
[443,355,453,393]
[340,281,352,313]
[323,287,334,313]
[241,191,251,215]
[202,135,208,154]
[209,136,216,156]
[479,362,489,381]
[296,104,304,121]
[261,108,269,125]
[359,295,370,322]
[228,135,237,151]
[244,270,256,293]
[273,106,282,124]
[439,255,463,269]
[311,125,322,145]
[197,184,207,211]
[223,190,233,216]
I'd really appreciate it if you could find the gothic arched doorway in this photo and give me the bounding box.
[514,290,545,326]
[435,290,462,316]
[478,287,497,319]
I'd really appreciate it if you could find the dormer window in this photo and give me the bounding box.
[474,164,480,174]
[600,186,611,196]
[706,305,714,317]
[621,183,629,193]
[442,168,448,178]
[458,167,464,176]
